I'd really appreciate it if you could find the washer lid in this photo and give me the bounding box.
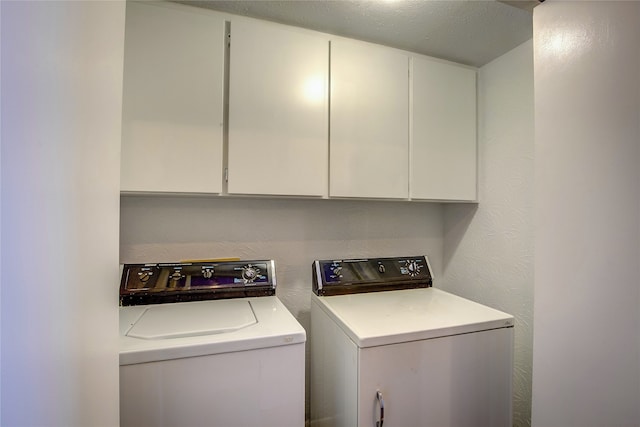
[126,299,257,339]
[120,297,306,365]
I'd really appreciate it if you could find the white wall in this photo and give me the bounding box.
[0,0,3,418]
[1,2,125,426]
[120,197,444,320]
[441,40,535,427]
[532,2,640,426]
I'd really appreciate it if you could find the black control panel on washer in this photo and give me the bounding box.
[120,260,276,306]
[312,256,432,296]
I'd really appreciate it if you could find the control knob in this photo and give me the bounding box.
[328,262,343,278]
[242,264,260,284]
[137,271,152,283]
[403,260,421,277]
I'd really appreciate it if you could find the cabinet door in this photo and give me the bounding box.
[358,328,513,427]
[330,39,409,199]
[411,57,477,201]
[120,2,224,193]
[228,19,329,197]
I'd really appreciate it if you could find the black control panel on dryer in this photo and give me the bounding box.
[312,256,432,296]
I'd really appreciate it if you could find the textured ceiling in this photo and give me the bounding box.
[176,0,534,67]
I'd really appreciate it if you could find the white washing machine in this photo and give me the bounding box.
[310,256,514,427]
[119,260,306,427]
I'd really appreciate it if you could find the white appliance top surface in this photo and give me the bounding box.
[125,299,257,339]
[312,287,513,348]
[120,296,306,365]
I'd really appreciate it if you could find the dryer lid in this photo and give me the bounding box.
[312,288,513,347]
[125,299,257,339]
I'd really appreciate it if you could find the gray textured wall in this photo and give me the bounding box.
[442,40,534,427]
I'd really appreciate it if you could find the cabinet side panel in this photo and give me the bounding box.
[121,2,224,193]
[411,57,477,201]
[359,328,513,427]
[330,39,409,199]
[228,19,329,197]
[310,299,359,427]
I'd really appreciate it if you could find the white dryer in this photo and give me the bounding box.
[119,260,305,427]
[310,256,513,427]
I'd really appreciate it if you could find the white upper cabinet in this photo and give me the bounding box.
[330,39,410,199]
[119,3,477,202]
[120,2,225,194]
[227,19,329,197]
[410,56,477,201]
